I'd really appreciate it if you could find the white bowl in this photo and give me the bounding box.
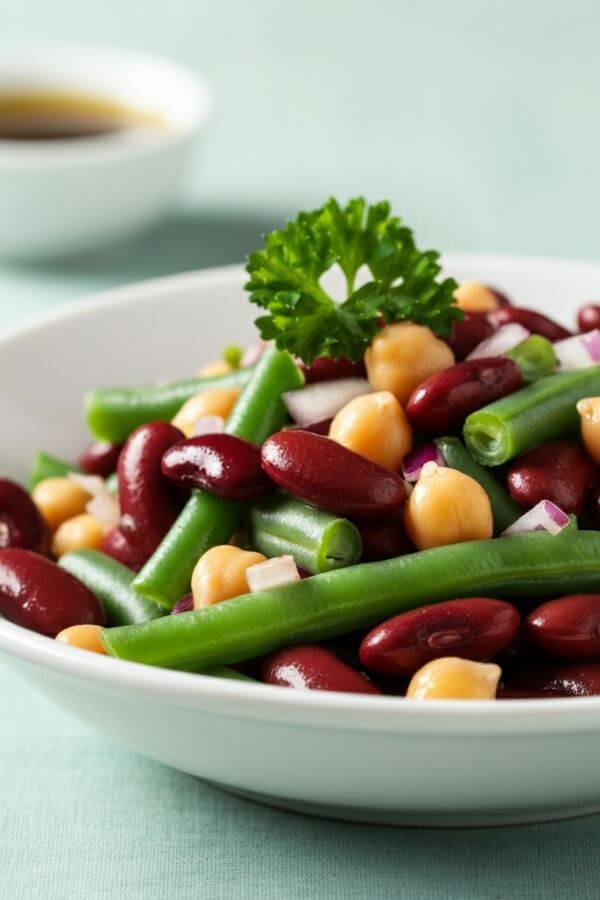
[0,46,211,259]
[2,253,600,827]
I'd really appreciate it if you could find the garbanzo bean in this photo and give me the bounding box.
[364,322,454,405]
[191,545,267,608]
[32,477,91,532]
[329,391,413,470]
[454,280,500,313]
[55,623,107,655]
[404,462,493,550]
[52,513,105,558]
[577,397,600,463]
[198,359,234,377]
[171,387,240,437]
[407,656,501,699]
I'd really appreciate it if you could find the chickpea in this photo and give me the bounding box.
[55,623,106,655]
[404,462,493,550]
[577,397,600,463]
[191,545,267,609]
[329,391,413,470]
[364,322,454,405]
[453,280,499,313]
[407,657,501,700]
[32,477,91,532]
[198,359,233,377]
[52,513,105,558]
[172,387,240,437]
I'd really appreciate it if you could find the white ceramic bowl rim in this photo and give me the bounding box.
[2,256,600,736]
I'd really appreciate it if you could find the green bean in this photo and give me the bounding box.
[203,666,256,682]
[132,348,304,608]
[105,472,119,495]
[103,531,600,670]
[463,366,600,466]
[435,437,521,534]
[249,495,362,574]
[29,451,78,488]
[59,549,163,626]
[506,335,557,384]
[84,368,253,443]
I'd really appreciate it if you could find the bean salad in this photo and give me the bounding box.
[3,198,600,701]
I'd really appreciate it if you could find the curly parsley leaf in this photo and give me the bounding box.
[245,197,461,364]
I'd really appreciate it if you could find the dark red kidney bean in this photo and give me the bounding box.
[359,598,520,678]
[100,528,144,571]
[162,434,272,501]
[0,478,44,551]
[502,662,600,696]
[0,548,105,636]
[77,442,123,477]
[577,304,600,333]
[507,441,597,514]
[524,594,600,660]
[288,418,333,436]
[487,286,512,308]
[488,307,572,342]
[406,358,521,434]
[301,356,366,383]
[583,482,600,528]
[262,645,381,694]
[447,312,495,361]
[118,422,184,562]
[171,592,194,614]
[261,430,407,518]
[353,509,412,561]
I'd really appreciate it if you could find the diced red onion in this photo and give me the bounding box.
[86,492,120,530]
[467,323,530,360]
[171,593,194,614]
[402,444,445,482]
[246,555,301,592]
[191,415,225,437]
[68,472,105,497]
[554,330,600,370]
[283,378,371,427]
[502,500,570,538]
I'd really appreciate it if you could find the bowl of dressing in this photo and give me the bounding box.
[0,46,212,260]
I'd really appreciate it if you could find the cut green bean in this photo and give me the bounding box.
[103,531,600,670]
[506,335,557,384]
[132,348,304,608]
[249,495,362,574]
[435,437,521,535]
[84,368,253,443]
[464,366,600,466]
[29,451,78,489]
[59,549,163,626]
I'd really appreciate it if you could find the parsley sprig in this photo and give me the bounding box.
[245,197,461,364]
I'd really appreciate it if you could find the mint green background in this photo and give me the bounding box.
[2,2,600,897]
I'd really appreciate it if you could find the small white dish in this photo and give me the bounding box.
[0,46,212,259]
[2,253,600,827]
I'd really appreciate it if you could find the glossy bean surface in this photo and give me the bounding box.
[577,304,600,333]
[447,312,495,361]
[525,594,600,659]
[352,509,412,561]
[507,441,597,514]
[503,662,600,696]
[0,478,44,551]
[301,356,366,383]
[0,548,104,636]
[162,434,272,500]
[359,598,519,677]
[488,307,571,342]
[406,358,521,434]
[261,430,407,518]
[77,442,123,477]
[261,644,381,694]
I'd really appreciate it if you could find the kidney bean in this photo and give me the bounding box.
[583,482,600,528]
[77,442,123,477]
[0,478,45,551]
[524,594,600,660]
[507,441,597,514]
[100,528,144,571]
[118,422,184,563]
[502,662,600,696]
[447,312,495,361]
[261,430,407,518]
[162,434,272,501]
[301,356,366,383]
[487,287,512,308]
[577,304,600,333]
[359,598,519,678]
[0,548,104,636]
[353,509,412,561]
[287,418,333,436]
[262,644,381,694]
[488,307,571,342]
[406,358,521,434]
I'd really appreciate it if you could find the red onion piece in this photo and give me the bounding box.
[502,500,570,537]
[190,415,225,437]
[283,378,371,427]
[246,555,300,592]
[171,593,194,615]
[467,323,530,360]
[555,330,600,370]
[402,444,445,483]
